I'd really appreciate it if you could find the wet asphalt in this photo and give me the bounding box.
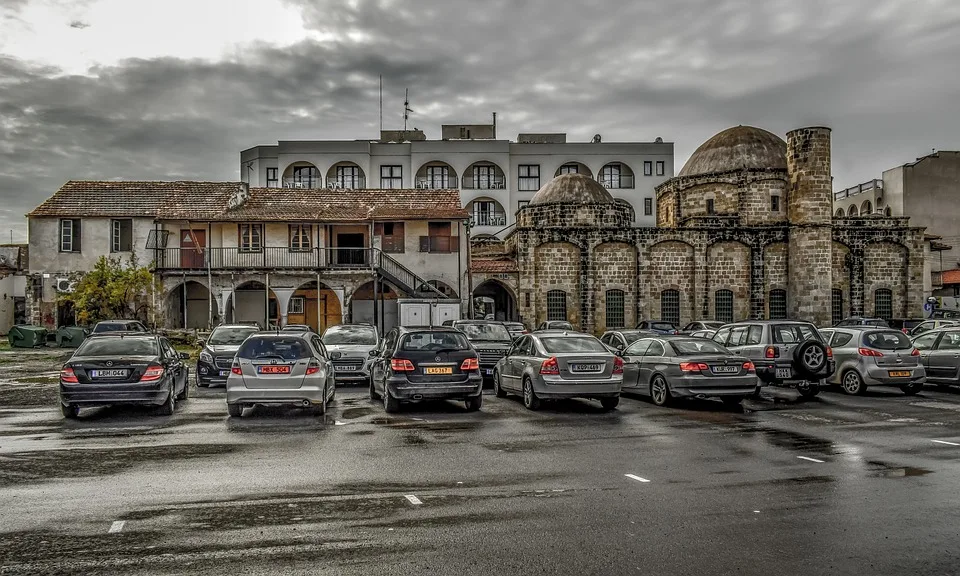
[2,366,960,575]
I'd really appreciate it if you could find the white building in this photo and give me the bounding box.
[239,122,674,237]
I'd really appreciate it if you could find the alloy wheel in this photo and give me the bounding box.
[842,371,862,394]
[651,378,668,405]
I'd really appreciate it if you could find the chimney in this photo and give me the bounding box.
[492,112,497,139]
[228,182,251,210]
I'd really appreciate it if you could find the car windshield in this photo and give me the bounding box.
[77,337,158,356]
[208,326,260,345]
[322,325,378,345]
[652,322,676,331]
[540,336,607,353]
[549,322,574,330]
[864,331,912,350]
[669,339,729,355]
[400,332,470,351]
[457,323,512,342]
[237,337,312,360]
[93,322,137,333]
[772,324,823,344]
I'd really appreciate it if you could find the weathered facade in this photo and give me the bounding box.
[475,125,926,333]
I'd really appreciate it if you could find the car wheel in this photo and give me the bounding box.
[369,377,380,401]
[383,387,401,413]
[650,375,672,407]
[796,382,820,399]
[522,377,541,411]
[61,403,80,419]
[494,371,507,398]
[227,403,243,418]
[600,396,619,411]
[465,395,483,412]
[841,370,866,395]
[900,382,923,396]
[157,382,176,416]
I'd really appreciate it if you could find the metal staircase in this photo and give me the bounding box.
[373,249,449,299]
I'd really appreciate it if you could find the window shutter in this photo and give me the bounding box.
[374,223,383,235]
[419,236,429,252]
[72,219,82,252]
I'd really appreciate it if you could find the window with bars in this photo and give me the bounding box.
[875,288,893,321]
[769,289,787,319]
[518,164,540,191]
[289,224,311,251]
[380,165,402,188]
[831,289,844,326]
[546,290,567,321]
[288,296,305,314]
[605,289,626,329]
[240,223,263,253]
[600,164,622,189]
[715,289,734,323]
[266,167,278,188]
[660,289,680,325]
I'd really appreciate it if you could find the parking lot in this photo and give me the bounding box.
[2,349,960,575]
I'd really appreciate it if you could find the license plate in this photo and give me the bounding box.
[219,370,228,377]
[425,367,453,375]
[571,363,602,373]
[776,368,792,379]
[91,369,127,378]
[712,366,739,374]
[257,365,290,374]
[485,369,493,376]
[334,365,357,372]
[889,370,911,377]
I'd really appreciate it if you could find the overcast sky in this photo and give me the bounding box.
[2,0,960,242]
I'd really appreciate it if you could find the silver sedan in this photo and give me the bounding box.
[619,336,757,407]
[493,331,622,411]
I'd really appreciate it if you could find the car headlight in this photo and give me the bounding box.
[199,350,213,364]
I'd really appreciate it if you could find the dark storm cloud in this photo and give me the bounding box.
[2,0,960,240]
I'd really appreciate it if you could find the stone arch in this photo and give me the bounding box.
[165,280,212,329]
[226,280,279,328]
[288,280,342,334]
[707,240,751,322]
[593,242,638,332]
[644,240,695,325]
[864,241,908,319]
[533,242,581,328]
[473,279,518,322]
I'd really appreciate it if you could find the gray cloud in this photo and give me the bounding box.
[2,0,960,241]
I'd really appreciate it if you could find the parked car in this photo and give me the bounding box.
[321,324,380,385]
[636,320,680,335]
[929,309,960,320]
[369,327,483,413]
[834,317,890,328]
[535,321,575,331]
[281,324,315,333]
[911,328,960,387]
[599,329,658,352]
[502,322,529,341]
[908,319,960,337]
[819,327,925,395]
[58,333,190,419]
[690,329,718,339]
[493,331,622,411]
[226,332,338,418]
[714,320,835,398]
[90,320,149,334]
[619,336,757,406]
[888,318,925,334]
[451,320,514,379]
[196,324,261,387]
[680,321,725,334]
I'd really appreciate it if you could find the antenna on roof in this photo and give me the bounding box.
[403,89,413,131]
[379,75,383,133]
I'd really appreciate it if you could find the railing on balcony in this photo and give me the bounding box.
[154,247,374,270]
[834,178,882,200]
[282,178,323,189]
[470,212,507,227]
[461,177,506,190]
[415,177,458,189]
[600,174,635,189]
[328,177,365,190]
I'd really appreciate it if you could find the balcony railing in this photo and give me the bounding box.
[415,177,458,189]
[282,178,323,189]
[600,175,635,189]
[834,178,882,200]
[462,177,506,190]
[328,177,365,190]
[154,247,374,270]
[470,212,507,227]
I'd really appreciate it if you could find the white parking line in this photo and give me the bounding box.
[404,494,423,505]
[108,521,125,534]
[932,440,960,446]
[797,456,825,463]
[624,474,650,483]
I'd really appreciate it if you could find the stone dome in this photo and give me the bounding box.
[529,173,614,206]
[679,125,787,177]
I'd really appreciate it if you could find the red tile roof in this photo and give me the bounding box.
[28,181,467,222]
[941,269,960,285]
[471,258,518,273]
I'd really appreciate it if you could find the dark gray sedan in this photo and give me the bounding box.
[620,336,757,406]
[911,328,960,388]
[493,331,622,411]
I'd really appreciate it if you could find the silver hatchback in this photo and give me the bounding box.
[226,333,338,417]
[820,328,925,395]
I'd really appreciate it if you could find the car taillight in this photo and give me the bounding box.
[540,357,560,375]
[764,346,779,359]
[305,361,321,375]
[613,357,624,375]
[743,362,755,371]
[902,328,909,334]
[140,364,165,382]
[826,346,833,358]
[858,348,884,357]
[460,358,480,371]
[679,362,709,372]
[231,360,242,375]
[391,358,415,372]
[911,349,921,356]
[60,367,79,383]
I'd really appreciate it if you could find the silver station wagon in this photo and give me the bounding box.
[910,328,960,389]
[819,327,925,395]
[493,331,622,411]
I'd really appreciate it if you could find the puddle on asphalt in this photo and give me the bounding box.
[339,406,375,420]
[735,424,841,456]
[866,460,933,479]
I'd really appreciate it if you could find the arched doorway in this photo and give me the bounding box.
[350,280,400,333]
[226,281,278,329]
[473,280,518,322]
[419,279,459,299]
[288,281,342,334]
[166,281,212,329]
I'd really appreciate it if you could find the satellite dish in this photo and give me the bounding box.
[592,134,602,143]
[655,137,663,143]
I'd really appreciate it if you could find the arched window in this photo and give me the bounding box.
[606,289,625,329]
[835,209,844,218]
[715,289,734,323]
[660,289,680,325]
[546,290,567,321]
[769,289,787,320]
[848,205,859,217]
[831,289,844,326]
[862,200,873,215]
[874,288,893,321]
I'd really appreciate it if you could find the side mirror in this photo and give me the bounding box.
[368,349,378,357]
[179,352,190,360]
[330,351,343,360]
[198,339,205,347]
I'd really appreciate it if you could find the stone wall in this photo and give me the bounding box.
[706,241,751,321]
[864,241,908,318]
[680,183,738,218]
[532,242,581,327]
[657,192,677,227]
[831,242,852,319]
[740,179,788,225]
[643,241,695,324]
[592,242,637,332]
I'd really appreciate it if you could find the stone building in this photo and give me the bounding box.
[471,125,927,331]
